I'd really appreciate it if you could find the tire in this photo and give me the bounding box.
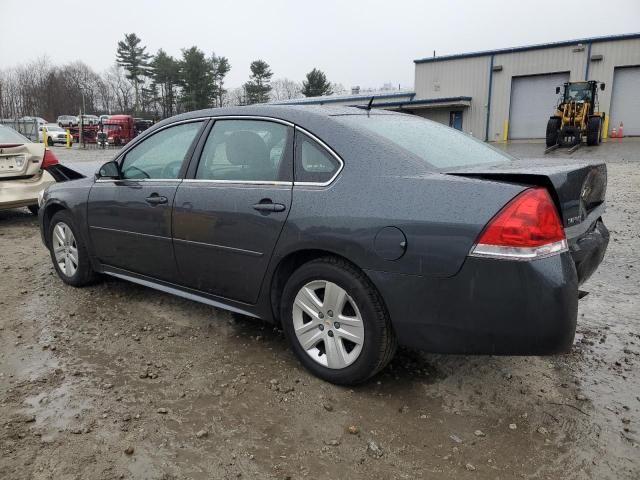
[28,205,39,216]
[48,210,97,287]
[545,118,561,147]
[47,137,54,147]
[587,117,602,146]
[558,126,581,148]
[280,257,397,385]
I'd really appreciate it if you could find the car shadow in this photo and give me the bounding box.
[95,275,551,401]
[0,208,38,225]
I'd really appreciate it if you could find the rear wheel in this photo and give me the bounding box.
[280,257,396,385]
[48,210,97,287]
[545,118,561,147]
[587,117,602,146]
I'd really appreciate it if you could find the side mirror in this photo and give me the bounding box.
[555,86,561,94]
[600,83,605,91]
[96,160,120,180]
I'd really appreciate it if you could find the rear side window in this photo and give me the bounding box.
[335,114,512,169]
[295,132,341,184]
[196,120,291,182]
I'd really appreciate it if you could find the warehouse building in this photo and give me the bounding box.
[276,33,640,142]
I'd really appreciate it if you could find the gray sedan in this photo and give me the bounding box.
[38,106,609,384]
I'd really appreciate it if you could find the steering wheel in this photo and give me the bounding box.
[122,165,150,179]
[162,161,183,179]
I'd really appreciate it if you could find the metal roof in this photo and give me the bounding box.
[273,93,472,110]
[414,32,640,64]
[270,91,414,106]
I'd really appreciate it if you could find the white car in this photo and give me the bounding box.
[39,124,70,146]
[57,115,78,127]
[78,114,99,125]
[0,125,59,214]
[20,116,48,126]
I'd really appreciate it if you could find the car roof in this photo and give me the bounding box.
[160,104,398,124]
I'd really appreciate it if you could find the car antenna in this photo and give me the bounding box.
[365,96,375,116]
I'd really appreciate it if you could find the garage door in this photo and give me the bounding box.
[509,72,570,139]
[610,67,640,136]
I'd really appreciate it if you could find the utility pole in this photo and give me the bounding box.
[79,88,86,147]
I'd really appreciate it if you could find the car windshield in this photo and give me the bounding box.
[0,125,30,144]
[336,114,512,169]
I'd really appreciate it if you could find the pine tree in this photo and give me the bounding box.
[178,47,215,111]
[301,68,333,97]
[150,49,180,118]
[244,60,273,104]
[211,54,231,108]
[116,33,151,115]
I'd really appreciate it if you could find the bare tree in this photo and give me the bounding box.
[270,78,303,101]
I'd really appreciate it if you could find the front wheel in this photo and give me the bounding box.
[546,118,561,147]
[586,117,602,146]
[280,257,396,385]
[48,210,97,287]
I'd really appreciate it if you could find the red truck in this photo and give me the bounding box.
[103,115,135,146]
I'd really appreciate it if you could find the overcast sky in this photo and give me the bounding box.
[1,0,638,90]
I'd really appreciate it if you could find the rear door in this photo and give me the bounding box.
[173,118,293,304]
[87,120,205,281]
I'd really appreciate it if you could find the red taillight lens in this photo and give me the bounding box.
[42,148,59,169]
[472,188,567,259]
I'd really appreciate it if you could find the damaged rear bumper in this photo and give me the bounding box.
[568,218,609,285]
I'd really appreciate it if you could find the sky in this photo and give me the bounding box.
[1,0,639,91]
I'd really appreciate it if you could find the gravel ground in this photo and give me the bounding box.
[1,140,639,479]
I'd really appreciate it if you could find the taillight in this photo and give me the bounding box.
[470,187,567,260]
[42,148,59,169]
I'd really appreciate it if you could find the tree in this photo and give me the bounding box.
[116,33,151,115]
[244,60,273,104]
[178,46,215,111]
[211,54,231,108]
[271,78,303,101]
[150,49,180,118]
[301,68,333,97]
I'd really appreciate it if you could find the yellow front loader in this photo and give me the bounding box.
[546,80,606,148]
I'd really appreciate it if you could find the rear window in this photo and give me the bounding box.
[0,125,30,144]
[335,114,512,169]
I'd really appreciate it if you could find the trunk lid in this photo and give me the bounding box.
[0,144,36,179]
[445,158,607,237]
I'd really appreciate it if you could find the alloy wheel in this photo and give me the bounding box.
[292,280,365,369]
[52,222,78,277]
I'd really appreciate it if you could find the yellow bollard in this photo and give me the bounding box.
[602,116,609,141]
[502,120,509,144]
[66,129,72,149]
[43,127,48,147]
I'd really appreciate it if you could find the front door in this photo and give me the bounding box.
[173,119,293,304]
[87,120,205,281]
[449,111,463,130]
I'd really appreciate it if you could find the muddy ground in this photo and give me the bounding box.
[1,141,638,480]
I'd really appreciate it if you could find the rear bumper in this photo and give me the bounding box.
[0,170,55,210]
[568,218,609,285]
[365,251,579,355]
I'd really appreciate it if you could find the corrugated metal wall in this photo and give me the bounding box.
[414,56,488,137]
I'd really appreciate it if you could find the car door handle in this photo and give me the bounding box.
[145,194,168,205]
[252,202,286,213]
